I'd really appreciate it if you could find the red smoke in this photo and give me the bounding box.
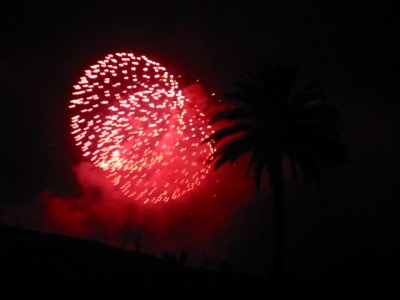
[1,81,255,269]
[40,161,253,267]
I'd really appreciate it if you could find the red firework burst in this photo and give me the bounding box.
[69,52,214,203]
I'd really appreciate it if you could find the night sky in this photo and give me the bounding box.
[1,1,399,276]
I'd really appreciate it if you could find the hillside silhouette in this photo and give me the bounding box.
[1,223,396,299]
[1,223,266,298]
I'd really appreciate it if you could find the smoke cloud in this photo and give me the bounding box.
[1,83,257,270]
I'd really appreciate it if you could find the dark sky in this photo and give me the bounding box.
[1,1,399,275]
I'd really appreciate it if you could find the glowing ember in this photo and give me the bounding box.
[69,52,214,203]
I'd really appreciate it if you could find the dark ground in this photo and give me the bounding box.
[1,223,396,299]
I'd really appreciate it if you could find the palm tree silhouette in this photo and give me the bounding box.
[204,63,346,277]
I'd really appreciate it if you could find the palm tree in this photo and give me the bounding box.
[204,64,346,277]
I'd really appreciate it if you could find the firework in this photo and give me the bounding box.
[69,53,214,203]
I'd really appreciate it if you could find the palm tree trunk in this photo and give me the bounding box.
[272,179,285,278]
[268,157,285,278]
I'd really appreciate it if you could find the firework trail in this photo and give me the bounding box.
[69,53,214,203]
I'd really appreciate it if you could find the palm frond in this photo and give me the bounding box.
[203,123,253,144]
[208,62,346,194]
[210,108,254,124]
[212,134,254,169]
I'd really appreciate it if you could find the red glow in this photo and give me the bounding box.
[70,53,215,203]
